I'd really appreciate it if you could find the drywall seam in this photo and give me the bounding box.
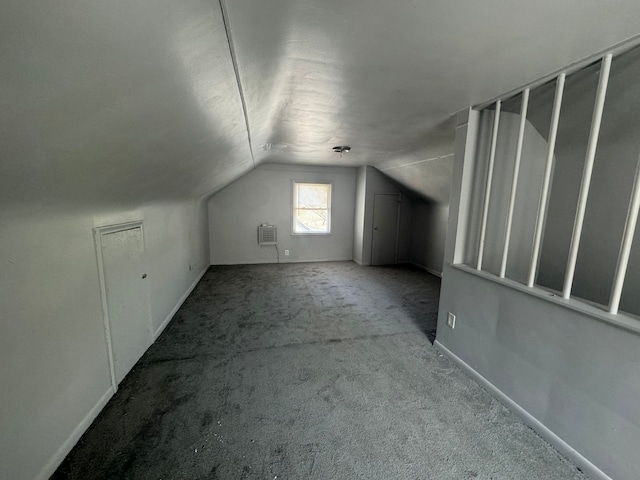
[218,0,255,168]
[153,265,209,341]
[379,153,454,171]
[257,164,356,174]
[409,261,442,277]
[36,387,114,480]
[433,340,613,480]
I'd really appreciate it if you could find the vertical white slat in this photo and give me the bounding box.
[528,74,566,287]
[500,89,530,278]
[477,100,501,270]
[609,154,640,314]
[562,54,612,299]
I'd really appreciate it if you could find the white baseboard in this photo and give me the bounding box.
[410,261,442,277]
[433,340,612,480]
[211,258,353,266]
[37,387,114,480]
[153,266,208,341]
[37,267,210,479]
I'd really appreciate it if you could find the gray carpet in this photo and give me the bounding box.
[52,262,586,479]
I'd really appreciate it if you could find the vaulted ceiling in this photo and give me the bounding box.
[3,0,640,208]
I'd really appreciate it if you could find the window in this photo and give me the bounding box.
[292,182,332,234]
[463,45,640,318]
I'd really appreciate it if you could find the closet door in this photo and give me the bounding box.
[96,223,152,387]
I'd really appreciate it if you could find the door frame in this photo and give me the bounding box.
[370,193,401,265]
[93,220,146,393]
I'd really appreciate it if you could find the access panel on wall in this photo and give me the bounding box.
[94,222,152,388]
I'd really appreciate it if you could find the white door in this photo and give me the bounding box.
[97,223,152,387]
[371,194,400,265]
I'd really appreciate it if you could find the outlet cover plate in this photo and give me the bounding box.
[447,312,456,329]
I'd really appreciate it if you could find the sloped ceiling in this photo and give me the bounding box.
[1,0,252,208]
[3,0,640,208]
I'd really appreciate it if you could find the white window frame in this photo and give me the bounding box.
[459,44,640,331]
[292,181,332,235]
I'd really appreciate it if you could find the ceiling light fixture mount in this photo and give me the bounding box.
[332,145,351,157]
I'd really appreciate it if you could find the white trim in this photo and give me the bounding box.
[36,387,114,480]
[500,88,530,278]
[153,266,208,340]
[452,263,640,335]
[563,54,612,299]
[211,257,353,266]
[433,340,613,480]
[477,100,501,270]
[37,261,210,479]
[92,221,146,393]
[528,74,566,287]
[93,220,145,236]
[609,154,640,314]
[410,261,442,277]
[291,181,333,236]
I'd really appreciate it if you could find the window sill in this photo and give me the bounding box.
[450,263,640,336]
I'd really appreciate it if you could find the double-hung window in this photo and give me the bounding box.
[292,182,332,234]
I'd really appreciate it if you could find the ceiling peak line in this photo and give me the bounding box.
[218,0,255,168]
[379,153,454,171]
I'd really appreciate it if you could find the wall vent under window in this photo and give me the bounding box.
[258,225,277,245]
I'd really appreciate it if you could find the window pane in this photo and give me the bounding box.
[297,184,329,209]
[293,183,331,234]
[463,47,640,316]
[295,209,329,232]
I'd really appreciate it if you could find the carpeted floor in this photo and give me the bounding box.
[52,262,587,479]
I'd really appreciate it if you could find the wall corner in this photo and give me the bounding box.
[443,107,479,267]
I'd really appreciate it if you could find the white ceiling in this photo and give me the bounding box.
[3,0,640,207]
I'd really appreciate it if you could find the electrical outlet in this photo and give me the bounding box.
[447,312,456,329]
[284,249,290,256]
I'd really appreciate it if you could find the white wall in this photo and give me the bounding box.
[437,109,640,480]
[378,145,454,275]
[466,111,551,283]
[353,166,367,265]
[208,164,356,264]
[0,200,210,480]
[354,166,413,265]
[535,52,640,315]
[410,201,449,275]
[397,196,412,263]
[466,51,640,317]
[355,165,449,273]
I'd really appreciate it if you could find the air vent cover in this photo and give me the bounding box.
[258,225,277,245]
